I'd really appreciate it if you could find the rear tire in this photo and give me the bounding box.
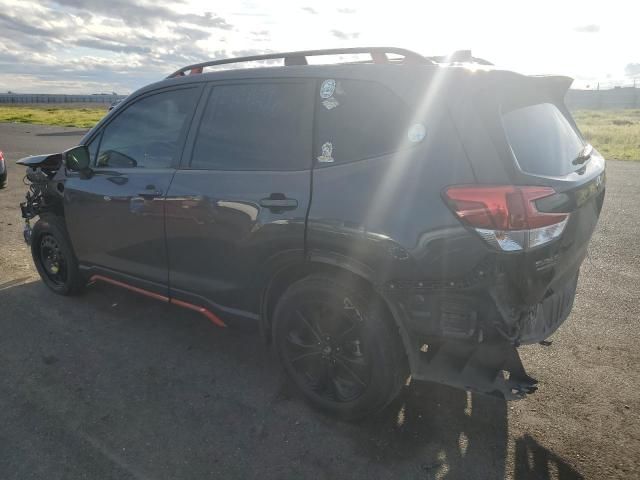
[272,274,407,420]
[31,215,85,295]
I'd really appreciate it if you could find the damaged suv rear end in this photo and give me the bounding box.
[363,68,606,398]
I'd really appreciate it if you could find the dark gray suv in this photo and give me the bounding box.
[18,48,605,419]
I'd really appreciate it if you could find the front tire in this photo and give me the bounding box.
[273,274,407,420]
[31,216,85,295]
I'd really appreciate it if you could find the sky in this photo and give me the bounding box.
[0,0,638,94]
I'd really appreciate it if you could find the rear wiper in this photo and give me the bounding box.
[572,144,593,165]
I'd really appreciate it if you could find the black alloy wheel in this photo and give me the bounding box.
[282,301,372,403]
[273,274,407,420]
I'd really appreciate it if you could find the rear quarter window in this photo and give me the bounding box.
[314,79,414,165]
[502,103,585,177]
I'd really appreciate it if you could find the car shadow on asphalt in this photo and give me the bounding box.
[336,382,583,479]
[513,434,584,479]
[0,280,584,479]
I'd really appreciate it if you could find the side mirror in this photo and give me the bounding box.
[64,145,91,171]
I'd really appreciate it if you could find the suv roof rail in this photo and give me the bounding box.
[167,47,433,78]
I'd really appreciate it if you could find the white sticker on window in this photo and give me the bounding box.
[407,123,426,143]
[320,79,336,99]
[322,97,339,110]
[317,142,334,163]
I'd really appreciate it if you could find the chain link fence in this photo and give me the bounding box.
[0,94,126,104]
[1,89,638,110]
[565,87,640,110]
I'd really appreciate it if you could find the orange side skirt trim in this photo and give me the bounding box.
[89,274,169,302]
[89,275,227,328]
[169,298,227,328]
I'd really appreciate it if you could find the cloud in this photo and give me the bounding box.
[250,30,270,42]
[52,0,232,29]
[0,0,241,93]
[574,24,600,33]
[0,12,59,38]
[337,8,356,14]
[230,49,273,57]
[301,6,317,14]
[625,63,640,78]
[331,29,360,40]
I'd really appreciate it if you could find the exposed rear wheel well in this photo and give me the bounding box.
[271,272,409,419]
[261,261,406,355]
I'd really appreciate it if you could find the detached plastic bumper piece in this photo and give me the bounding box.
[412,340,538,400]
[23,219,32,245]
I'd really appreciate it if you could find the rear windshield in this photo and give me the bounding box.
[502,103,585,177]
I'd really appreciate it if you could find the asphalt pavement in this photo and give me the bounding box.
[0,122,638,479]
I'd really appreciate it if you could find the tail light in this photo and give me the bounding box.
[443,185,569,251]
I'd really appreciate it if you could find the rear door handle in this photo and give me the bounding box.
[259,196,298,210]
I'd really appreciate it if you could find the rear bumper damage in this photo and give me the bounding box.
[490,271,578,345]
[412,341,538,400]
[383,267,580,400]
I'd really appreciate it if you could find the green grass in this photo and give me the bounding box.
[0,105,107,128]
[0,104,637,160]
[573,109,640,161]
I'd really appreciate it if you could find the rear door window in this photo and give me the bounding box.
[190,81,314,171]
[502,103,585,177]
[313,79,413,165]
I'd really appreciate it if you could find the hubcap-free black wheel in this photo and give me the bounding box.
[281,302,372,403]
[31,216,85,296]
[38,234,67,286]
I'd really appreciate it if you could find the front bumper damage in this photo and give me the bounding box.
[22,220,32,245]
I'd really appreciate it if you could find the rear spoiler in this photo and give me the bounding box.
[463,72,574,112]
[502,75,574,111]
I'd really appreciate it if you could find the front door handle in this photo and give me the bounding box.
[138,185,163,199]
[259,194,298,210]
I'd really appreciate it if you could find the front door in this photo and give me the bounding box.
[64,86,201,291]
[165,80,314,313]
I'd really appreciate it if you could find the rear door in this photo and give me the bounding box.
[165,80,314,314]
[65,86,201,292]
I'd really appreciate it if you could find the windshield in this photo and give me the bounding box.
[502,102,585,177]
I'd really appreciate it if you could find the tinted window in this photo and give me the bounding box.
[191,82,313,170]
[96,88,198,169]
[502,103,585,176]
[314,79,412,164]
[86,131,100,165]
